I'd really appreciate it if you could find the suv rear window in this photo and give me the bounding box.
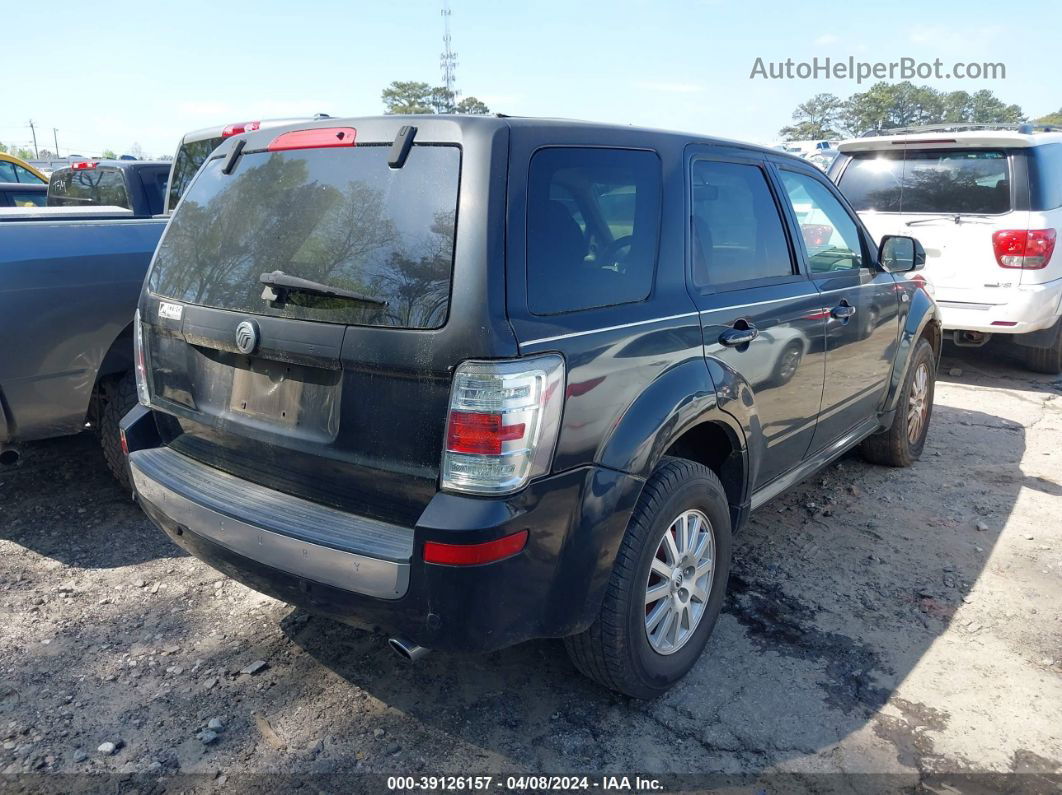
[148,144,460,328]
[48,167,130,208]
[838,149,1010,214]
[167,136,222,212]
[526,147,661,314]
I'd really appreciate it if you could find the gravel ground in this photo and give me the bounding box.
[1,343,1060,792]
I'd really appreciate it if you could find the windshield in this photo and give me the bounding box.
[147,143,460,328]
[838,149,1011,214]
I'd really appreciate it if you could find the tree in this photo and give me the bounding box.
[0,142,7,153]
[456,96,490,115]
[381,80,491,115]
[101,149,117,159]
[778,93,844,140]
[1035,108,1062,125]
[967,90,1023,124]
[430,86,456,114]
[128,142,144,160]
[381,81,435,114]
[785,82,1027,137]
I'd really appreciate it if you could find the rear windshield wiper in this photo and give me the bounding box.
[906,215,994,226]
[260,270,387,306]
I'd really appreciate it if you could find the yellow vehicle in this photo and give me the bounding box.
[0,152,47,184]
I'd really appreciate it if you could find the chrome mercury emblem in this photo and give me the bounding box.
[235,321,258,354]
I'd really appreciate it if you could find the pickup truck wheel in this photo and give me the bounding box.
[861,337,935,467]
[1023,333,1062,374]
[100,372,138,491]
[564,457,731,698]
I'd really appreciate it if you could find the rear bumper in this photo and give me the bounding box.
[128,424,643,652]
[937,278,1062,335]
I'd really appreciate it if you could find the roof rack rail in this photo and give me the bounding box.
[860,122,1061,137]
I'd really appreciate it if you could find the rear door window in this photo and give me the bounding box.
[1030,143,1062,211]
[838,149,1011,214]
[148,143,460,328]
[48,167,130,208]
[526,147,661,315]
[138,166,169,215]
[691,160,794,286]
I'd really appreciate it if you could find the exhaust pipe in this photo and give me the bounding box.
[388,637,430,663]
[0,445,20,467]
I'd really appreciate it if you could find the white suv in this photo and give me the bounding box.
[830,126,1062,372]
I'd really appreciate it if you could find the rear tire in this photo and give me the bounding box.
[1023,331,1062,375]
[861,337,935,467]
[564,457,732,698]
[100,372,138,491]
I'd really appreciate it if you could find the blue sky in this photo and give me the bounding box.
[4,0,1058,158]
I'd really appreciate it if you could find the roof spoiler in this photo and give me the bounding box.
[860,122,1060,137]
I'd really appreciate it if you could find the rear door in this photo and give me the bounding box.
[776,165,899,449]
[140,120,512,527]
[836,148,1028,307]
[687,149,826,489]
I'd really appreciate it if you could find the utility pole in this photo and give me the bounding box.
[440,0,458,109]
[52,128,60,158]
[27,119,39,158]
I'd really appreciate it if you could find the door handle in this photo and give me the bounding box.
[719,322,758,347]
[831,301,856,320]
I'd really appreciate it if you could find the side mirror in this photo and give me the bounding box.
[878,235,926,273]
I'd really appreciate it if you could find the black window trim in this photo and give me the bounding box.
[685,148,807,296]
[773,161,880,277]
[524,144,664,317]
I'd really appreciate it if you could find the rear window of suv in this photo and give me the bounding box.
[147,143,460,328]
[838,149,1010,214]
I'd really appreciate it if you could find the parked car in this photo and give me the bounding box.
[0,201,167,485]
[165,115,330,213]
[830,125,1062,372]
[0,152,47,185]
[0,182,46,207]
[122,115,940,697]
[48,160,171,216]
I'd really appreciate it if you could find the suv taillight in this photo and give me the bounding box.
[441,355,565,495]
[992,229,1056,269]
[133,309,150,406]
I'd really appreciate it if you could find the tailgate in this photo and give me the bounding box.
[139,121,508,527]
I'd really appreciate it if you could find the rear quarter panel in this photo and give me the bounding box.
[0,218,165,442]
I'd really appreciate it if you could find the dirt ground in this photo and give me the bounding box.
[1,342,1060,792]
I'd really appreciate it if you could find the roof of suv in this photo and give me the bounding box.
[232,114,810,165]
[838,129,1062,153]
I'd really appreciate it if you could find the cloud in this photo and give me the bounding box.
[634,81,704,94]
[814,34,839,45]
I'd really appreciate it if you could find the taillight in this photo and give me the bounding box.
[992,229,1056,269]
[441,355,565,495]
[71,161,97,170]
[133,309,150,407]
[222,120,261,137]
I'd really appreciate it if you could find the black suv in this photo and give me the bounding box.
[122,116,940,697]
